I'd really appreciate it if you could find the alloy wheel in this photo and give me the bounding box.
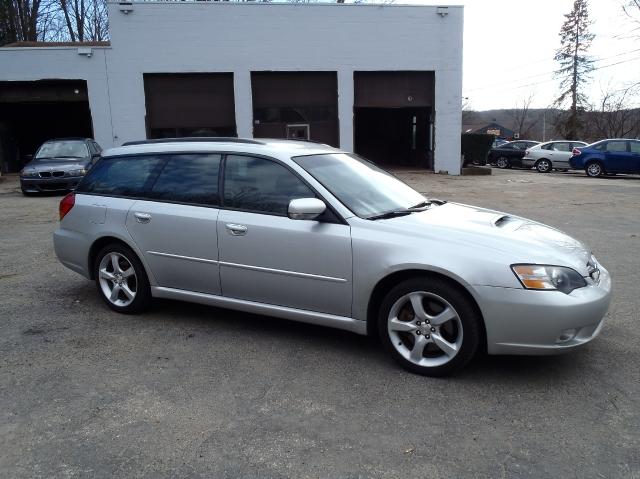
[387,291,463,368]
[587,162,602,177]
[98,252,138,307]
[536,159,551,173]
[496,158,509,168]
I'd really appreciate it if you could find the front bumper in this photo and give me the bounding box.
[21,176,83,193]
[475,266,612,355]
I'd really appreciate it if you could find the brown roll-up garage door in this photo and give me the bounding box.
[251,72,339,147]
[143,73,236,138]
[354,71,434,108]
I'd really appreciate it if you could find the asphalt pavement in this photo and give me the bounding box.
[0,169,638,478]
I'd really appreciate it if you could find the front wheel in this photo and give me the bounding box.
[586,161,604,178]
[535,159,552,173]
[94,243,151,314]
[378,277,481,376]
[495,157,509,169]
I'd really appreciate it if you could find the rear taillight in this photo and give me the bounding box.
[524,150,530,156]
[59,192,75,220]
[572,148,581,156]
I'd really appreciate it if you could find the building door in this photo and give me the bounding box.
[353,71,435,169]
[143,73,237,139]
[0,80,93,173]
[251,72,339,147]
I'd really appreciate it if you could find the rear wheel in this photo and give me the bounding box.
[378,277,481,376]
[535,159,552,173]
[586,161,604,178]
[495,157,509,169]
[94,243,151,314]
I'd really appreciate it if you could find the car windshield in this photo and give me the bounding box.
[35,140,88,160]
[292,153,427,218]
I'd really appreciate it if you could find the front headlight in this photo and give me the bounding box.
[67,168,87,176]
[511,264,587,294]
[20,169,38,178]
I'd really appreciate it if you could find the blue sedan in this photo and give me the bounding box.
[570,139,640,177]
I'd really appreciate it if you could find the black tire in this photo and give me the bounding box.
[535,159,552,173]
[93,242,151,314]
[495,157,509,169]
[377,276,481,377]
[585,161,604,178]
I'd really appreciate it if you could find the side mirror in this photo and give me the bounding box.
[288,198,326,221]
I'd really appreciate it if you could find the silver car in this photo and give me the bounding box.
[53,138,611,376]
[522,140,588,173]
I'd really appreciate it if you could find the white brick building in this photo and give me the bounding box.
[0,2,463,173]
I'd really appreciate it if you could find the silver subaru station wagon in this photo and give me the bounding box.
[53,138,612,376]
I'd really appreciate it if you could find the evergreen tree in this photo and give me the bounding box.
[554,0,594,139]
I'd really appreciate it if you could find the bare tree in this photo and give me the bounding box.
[585,83,640,140]
[508,93,538,139]
[56,0,107,41]
[0,0,43,43]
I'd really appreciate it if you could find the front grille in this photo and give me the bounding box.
[38,171,65,178]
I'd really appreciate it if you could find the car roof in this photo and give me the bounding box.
[44,137,92,142]
[102,138,342,159]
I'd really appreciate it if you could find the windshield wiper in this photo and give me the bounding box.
[367,201,436,220]
[408,201,432,210]
[367,209,414,220]
[52,156,84,159]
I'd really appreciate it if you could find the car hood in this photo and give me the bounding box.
[378,202,592,275]
[23,159,89,171]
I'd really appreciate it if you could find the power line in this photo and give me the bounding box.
[466,53,640,93]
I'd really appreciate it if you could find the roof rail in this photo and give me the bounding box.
[122,137,265,146]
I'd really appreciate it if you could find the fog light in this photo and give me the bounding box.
[557,328,577,343]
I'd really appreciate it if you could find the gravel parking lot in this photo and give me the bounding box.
[1,169,638,478]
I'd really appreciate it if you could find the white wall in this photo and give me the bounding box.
[0,3,463,173]
[0,46,113,149]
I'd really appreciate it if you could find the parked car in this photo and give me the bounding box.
[492,138,509,148]
[20,138,102,195]
[488,140,540,169]
[522,140,588,173]
[53,138,611,376]
[570,139,640,177]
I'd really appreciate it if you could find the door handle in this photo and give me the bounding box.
[134,212,151,224]
[226,223,248,236]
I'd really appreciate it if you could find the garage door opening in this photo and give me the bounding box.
[251,72,339,147]
[354,107,432,168]
[354,71,434,169]
[0,80,93,173]
[144,73,237,139]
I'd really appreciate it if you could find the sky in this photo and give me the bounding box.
[407,0,640,111]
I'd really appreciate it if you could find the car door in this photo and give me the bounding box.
[125,153,223,295]
[603,140,630,172]
[629,140,640,173]
[551,141,572,168]
[217,154,352,317]
[509,142,528,166]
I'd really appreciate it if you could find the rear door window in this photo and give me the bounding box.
[629,141,640,154]
[77,155,163,197]
[149,153,221,206]
[553,142,571,152]
[606,141,627,153]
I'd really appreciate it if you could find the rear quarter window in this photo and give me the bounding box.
[77,156,163,197]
